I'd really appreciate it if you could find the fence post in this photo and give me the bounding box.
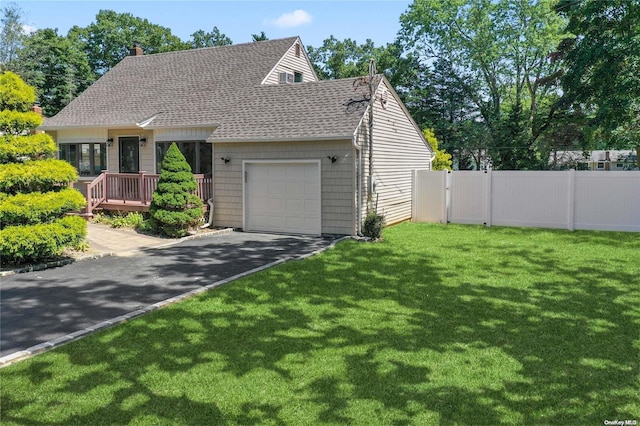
[443,170,450,224]
[484,168,493,227]
[411,170,417,222]
[567,169,575,231]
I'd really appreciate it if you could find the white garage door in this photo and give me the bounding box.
[244,161,321,235]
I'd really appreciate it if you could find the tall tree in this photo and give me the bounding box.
[308,36,382,79]
[400,0,567,169]
[251,31,269,42]
[0,3,25,70]
[16,28,93,116]
[190,26,232,48]
[555,0,640,167]
[68,10,189,76]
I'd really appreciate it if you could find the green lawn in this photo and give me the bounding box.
[1,223,639,425]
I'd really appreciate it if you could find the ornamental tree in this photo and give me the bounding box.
[149,143,203,237]
[0,71,86,264]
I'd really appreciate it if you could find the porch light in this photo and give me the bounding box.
[220,156,230,164]
[139,137,147,147]
[327,155,338,163]
[106,138,114,146]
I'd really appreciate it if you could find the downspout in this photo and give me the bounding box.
[200,198,215,228]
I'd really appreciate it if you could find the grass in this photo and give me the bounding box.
[1,223,639,425]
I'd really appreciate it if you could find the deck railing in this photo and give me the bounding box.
[84,171,212,215]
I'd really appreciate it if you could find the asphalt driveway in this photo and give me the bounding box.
[0,232,333,359]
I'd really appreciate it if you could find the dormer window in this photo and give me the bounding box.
[294,72,303,83]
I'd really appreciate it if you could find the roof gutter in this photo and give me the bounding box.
[211,135,353,143]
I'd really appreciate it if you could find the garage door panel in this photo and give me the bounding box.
[245,162,321,235]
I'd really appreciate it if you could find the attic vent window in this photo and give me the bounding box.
[279,71,303,84]
[295,43,301,57]
[279,72,294,84]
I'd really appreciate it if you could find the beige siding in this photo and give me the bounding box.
[262,39,318,85]
[358,79,433,226]
[55,128,107,144]
[154,127,216,142]
[213,140,354,235]
[107,129,154,173]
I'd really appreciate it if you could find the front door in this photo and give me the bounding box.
[119,137,139,173]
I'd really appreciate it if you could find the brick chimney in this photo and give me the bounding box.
[31,103,43,134]
[130,42,143,56]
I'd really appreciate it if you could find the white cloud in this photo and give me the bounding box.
[265,10,312,28]
[22,25,37,35]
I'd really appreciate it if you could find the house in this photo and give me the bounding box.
[551,150,638,171]
[41,37,434,236]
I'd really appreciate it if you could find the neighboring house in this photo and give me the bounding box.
[41,37,433,236]
[552,150,638,171]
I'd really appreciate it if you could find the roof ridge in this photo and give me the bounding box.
[124,36,300,60]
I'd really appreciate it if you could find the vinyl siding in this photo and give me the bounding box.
[262,39,318,85]
[107,129,154,173]
[213,140,354,235]
[154,127,216,142]
[357,79,433,225]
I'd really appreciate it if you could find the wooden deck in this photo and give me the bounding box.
[82,172,212,215]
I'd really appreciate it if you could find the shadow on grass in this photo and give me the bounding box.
[1,223,638,424]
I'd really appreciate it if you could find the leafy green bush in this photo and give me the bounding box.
[0,188,86,226]
[149,143,203,237]
[93,212,147,229]
[0,159,78,194]
[0,134,57,163]
[0,215,87,264]
[363,211,386,240]
[0,110,42,134]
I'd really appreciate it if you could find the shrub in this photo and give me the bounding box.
[149,143,203,237]
[92,212,147,229]
[0,215,87,264]
[0,188,86,226]
[363,210,386,240]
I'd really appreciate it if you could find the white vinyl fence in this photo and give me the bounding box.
[412,170,640,232]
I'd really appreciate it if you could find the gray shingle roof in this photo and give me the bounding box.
[42,37,372,140]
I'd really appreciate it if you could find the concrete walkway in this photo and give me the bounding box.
[0,225,336,364]
[84,222,178,254]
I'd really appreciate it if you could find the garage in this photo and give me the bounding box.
[243,160,321,235]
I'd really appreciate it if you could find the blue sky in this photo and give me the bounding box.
[12,0,413,48]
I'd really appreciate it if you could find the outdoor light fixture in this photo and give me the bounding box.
[328,155,338,163]
[106,138,114,146]
[220,156,231,164]
[139,137,147,147]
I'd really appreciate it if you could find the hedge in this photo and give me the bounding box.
[0,159,78,194]
[0,133,57,163]
[0,188,86,226]
[0,215,87,264]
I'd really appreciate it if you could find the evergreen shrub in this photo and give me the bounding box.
[0,188,86,226]
[149,143,203,237]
